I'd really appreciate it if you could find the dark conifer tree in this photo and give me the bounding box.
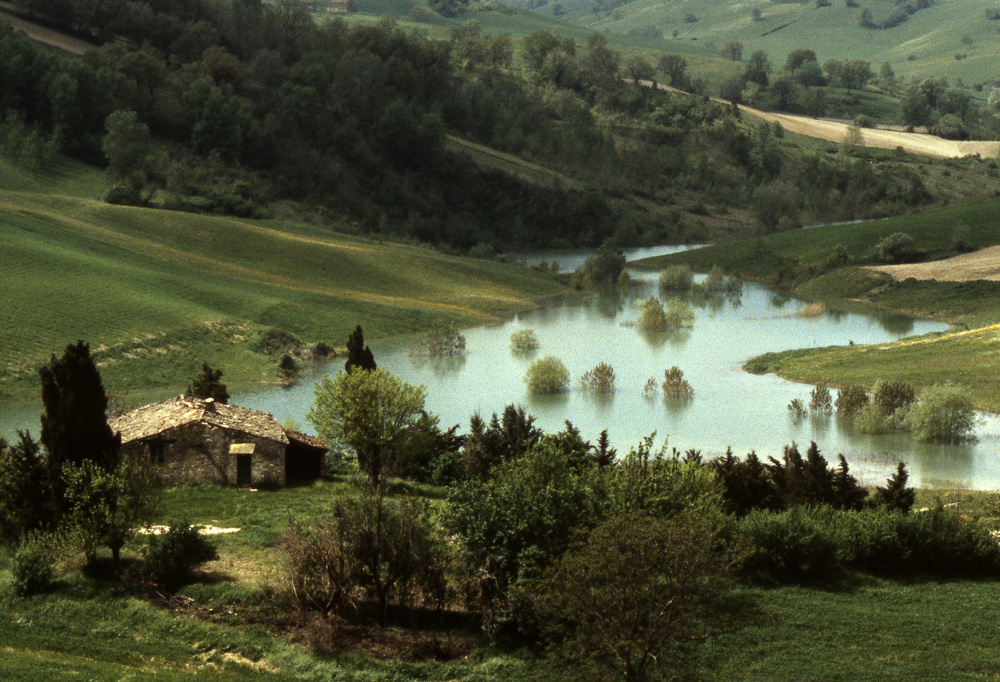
[801,442,834,506]
[40,341,120,475]
[186,363,230,403]
[0,431,55,541]
[39,341,120,516]
[874,461,916,513]
[593,429,617,468]
[832,454,868,510]
[344,325,376,374]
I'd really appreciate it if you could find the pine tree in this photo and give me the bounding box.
[344,325,376,374]
[186,363,229,403]
[875,462,916,513]
[0,431,55,542]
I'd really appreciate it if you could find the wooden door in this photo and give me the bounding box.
[236,454,252,487]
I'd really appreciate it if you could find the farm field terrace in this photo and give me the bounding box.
[0,156,563,401]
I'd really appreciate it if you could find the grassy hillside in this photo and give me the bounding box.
[0,156,563,400]
[508,0,1000,87]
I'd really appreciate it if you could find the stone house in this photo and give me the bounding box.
[110,396,327,487]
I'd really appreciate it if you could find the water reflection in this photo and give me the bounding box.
[879,314,915,335]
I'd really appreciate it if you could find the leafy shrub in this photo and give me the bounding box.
[580,362,616,393]
[704,266,742,294]
[509,328,540,353]
[658,265,694,291]
[661,366,694,398]
[11,542,55,597]
[143,522,219,590]
[737,506,844,579]
[869,232,921,263]
[907,383,978,444]
[525,356,570,394]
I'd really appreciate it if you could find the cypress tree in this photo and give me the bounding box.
[344,325,376,374]
[39,341,120,492]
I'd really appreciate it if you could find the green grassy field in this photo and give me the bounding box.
[526,0,1000,87]
[0,155,563,401]
[3,482,1000,681]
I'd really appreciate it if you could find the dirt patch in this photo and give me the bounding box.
[736,106,1000,159]
[633,81,999,160]
[868,245,1000,282]
[1,12,97,54]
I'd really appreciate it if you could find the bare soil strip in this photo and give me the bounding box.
[1,11,96,54]
[868,245,1000,282]
[633,81,1000,160]
[737,106,1000,160]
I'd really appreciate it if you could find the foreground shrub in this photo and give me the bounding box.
[11,541,55,597]
[525,356,570,394]
[531,513,740,682]
[908,383,978,444]
[738,505,843,579]
[143,522,219,590]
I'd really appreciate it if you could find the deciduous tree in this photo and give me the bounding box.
[308,369,426,489]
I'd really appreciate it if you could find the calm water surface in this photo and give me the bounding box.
[5,246,1000,488]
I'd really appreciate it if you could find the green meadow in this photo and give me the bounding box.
[3,481,1000,681]
[536,0,1000,86]
[0,156,563,400]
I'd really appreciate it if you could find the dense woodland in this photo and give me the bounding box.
[0,0,973,253]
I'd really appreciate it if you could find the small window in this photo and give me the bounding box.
[149,441,165,464]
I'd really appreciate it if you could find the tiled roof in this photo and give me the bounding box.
[109,395,289,445]
[286,429,328,451]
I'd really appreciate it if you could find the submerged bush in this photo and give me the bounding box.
[509,328,540,353]
[662,366,694,398]
[809,384,832,415]
[835,384,868,417]
[908,383,978,444]
[658,265,694,291]
[580,362,616,393]
[525,356,570,394]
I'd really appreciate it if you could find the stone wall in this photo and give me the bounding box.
[122,422,286,487]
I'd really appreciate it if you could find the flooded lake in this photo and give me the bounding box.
[5,246,1000,489]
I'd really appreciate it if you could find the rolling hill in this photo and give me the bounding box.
[0,155,563,400]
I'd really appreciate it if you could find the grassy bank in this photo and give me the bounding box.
[0,156,564,401]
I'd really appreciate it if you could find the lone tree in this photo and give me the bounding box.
[40,342,120,491]
[186,363,229,403]
[345,325,377,374]
[308,368,426,490]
